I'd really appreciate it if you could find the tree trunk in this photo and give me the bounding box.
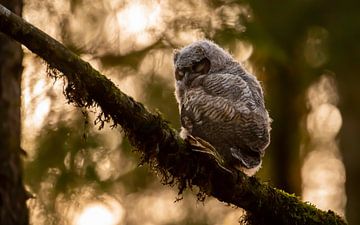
[0,0,28,224]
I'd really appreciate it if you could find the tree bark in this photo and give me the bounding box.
[0,1,29,225]
[0,4,346,225]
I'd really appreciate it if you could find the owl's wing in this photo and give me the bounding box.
[181,73,270,168]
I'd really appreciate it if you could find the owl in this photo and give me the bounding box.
[173,40,271,176]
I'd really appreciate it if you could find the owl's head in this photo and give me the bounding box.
[173,40,235,82]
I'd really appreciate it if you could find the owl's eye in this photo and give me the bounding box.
[192,58,210,74]
[175,69,184,80]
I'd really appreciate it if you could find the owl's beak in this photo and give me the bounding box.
[184,71,191,85]
[185,71,198,87]
[184,71,190,80]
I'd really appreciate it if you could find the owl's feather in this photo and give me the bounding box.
[173,40,271,176]
[181,73,269,169]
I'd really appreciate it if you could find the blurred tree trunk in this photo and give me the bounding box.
[325,2,360,224]
[245,1,309,194]
[265,61,303,195]
[0,0,29,224]
[335,48,360,225]
[338,72,360,225]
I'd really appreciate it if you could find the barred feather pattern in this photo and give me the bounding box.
[174,40,271,176]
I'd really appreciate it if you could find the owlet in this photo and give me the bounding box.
[173,40,271,176]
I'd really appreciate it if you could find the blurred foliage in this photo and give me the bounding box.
[20,0,360,224]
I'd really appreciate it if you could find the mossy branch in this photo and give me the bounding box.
[0,4,346,225]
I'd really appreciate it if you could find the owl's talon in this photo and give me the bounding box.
[185,135,232,174]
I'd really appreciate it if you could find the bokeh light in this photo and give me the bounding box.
[74,202,124,225]
[18,0,349,224]
[116,1,162,35]
[302,74,346,217]
[304,27,329,68]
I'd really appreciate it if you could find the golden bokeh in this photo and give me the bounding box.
[302,74,346,217]
[21,1,251,224]
[18,0,347,224]
[74,201,125,225]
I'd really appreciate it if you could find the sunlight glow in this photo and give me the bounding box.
[115,0,164,50]
[32,97,51,128]
[116,3,160,34]
[306,103,342,140]
[74,202,124,225]
[24,0,70,39]
[233,40,253,62]
[302,74,346,217]
[75,204,114,225]
[21,54,54,156]
[127,189,186,224]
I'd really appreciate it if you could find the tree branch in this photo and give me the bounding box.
[0,4,346,225]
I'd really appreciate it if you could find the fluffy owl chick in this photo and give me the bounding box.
[173,40,271,176]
